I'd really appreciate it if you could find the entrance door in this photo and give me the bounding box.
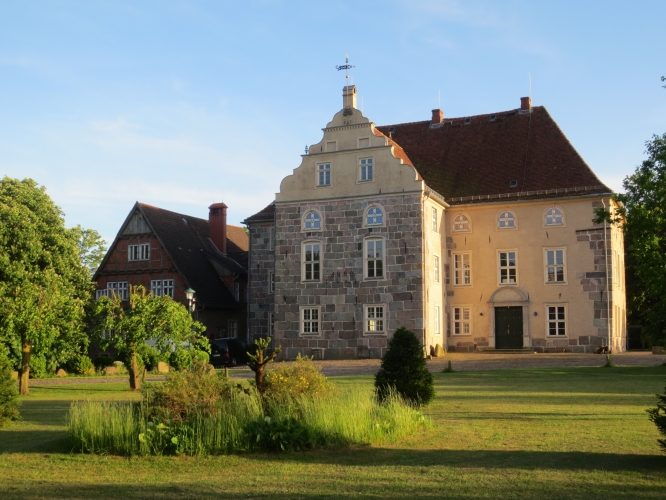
[495,306,524,349]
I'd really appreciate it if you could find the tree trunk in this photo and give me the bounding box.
[255,364,264,396]
[19,338,31,396]
[128,351,141,391]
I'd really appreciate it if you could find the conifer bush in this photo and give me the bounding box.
[647,380,666,452]
[0,350,20,426]
[374,327,435,406]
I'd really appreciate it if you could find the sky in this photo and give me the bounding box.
[1,1,664,242]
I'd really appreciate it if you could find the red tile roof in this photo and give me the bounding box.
[376,106,610,204]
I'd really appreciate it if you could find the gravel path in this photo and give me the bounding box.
[20,352,665,386]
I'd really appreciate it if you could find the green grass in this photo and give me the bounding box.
[1,366,665,499]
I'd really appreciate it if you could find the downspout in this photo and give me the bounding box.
[246,229,251,344]
[422,191,429,356]
[602,198,612,350]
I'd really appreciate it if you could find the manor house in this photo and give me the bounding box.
[244,86,626,359]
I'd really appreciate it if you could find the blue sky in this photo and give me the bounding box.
[1,1,664,241]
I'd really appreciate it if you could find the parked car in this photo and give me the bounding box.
[209,338,249,367]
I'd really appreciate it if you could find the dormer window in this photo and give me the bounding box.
[304,210,321,231]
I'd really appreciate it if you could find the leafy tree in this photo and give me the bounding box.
[92,285,208,390]
[647,381,666,452]
[374,327,434,406]
[0,177,92,395]
[0,348,20,426]
[247,337,281,396]
[71,225,107,277]
[595,133,666,346]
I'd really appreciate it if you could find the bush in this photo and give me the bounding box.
[263,354,333,404]
[647,381,666,452]
[29,354,48,379]
[169,348,191,371]
[67,354,94,375]
[374,327,435,406]
[136,344,167,372]
[0,350,20,426]
[92,355,115,370]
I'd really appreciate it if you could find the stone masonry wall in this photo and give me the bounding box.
[247,221,275,342]
[273,193,424,360]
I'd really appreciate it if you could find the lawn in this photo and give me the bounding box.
[1,366,665,499]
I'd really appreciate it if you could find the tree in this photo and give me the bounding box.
[246,337,281,396]
[595,133,666,346]
[71,225,107,277]
[92,285,208,390]
[647,382,666,452]
[0,348,20,426]
[0,177,92,395]
[374,327,435,406]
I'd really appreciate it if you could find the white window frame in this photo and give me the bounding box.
[544,248,567,284]
[151,279,174,297]
[544,206,565,227]
[302,241,322,282]
[453,252,472,286]
[364,204,385,227]
[431,208,438,232]
[452,306,472,336]
[364,237,385,280]
[104,281,129,300]
[302,210,322,232]
[228,320,238,339]
[452,213,471,232]
[546,304,567,337]
[434,306,441,335]
[128,243,150,261]
[268,313,274,336]
[317,163,331,186]
[359,157,373,182]
[498,250,518,285]
[434,255,440,283]
[95,289,109,300]
[300,306,321,336]
[497,210,517,229]
[269,271,275,293]
[364,304,386,335]
[234,282,240,301]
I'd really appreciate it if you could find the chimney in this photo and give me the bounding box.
[520,96,532,112]
[208,202,228,254]
[342,85,357,109]
[431,109,444,125]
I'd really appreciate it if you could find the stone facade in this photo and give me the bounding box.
[248,221,275,339]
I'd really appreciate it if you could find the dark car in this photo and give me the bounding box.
[209,338,249,367]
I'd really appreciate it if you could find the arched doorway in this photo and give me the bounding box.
[488,287,530,349]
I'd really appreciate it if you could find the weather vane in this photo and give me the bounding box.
[336,54,355,86]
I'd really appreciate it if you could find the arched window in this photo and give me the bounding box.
[304,210,321,231]
[366,205,384,226]
[498,211,516,229]
[545,207,564,226]
[452,214,470,232]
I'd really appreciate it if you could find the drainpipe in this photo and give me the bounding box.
[602,198,612,351]
[246,228,251,344]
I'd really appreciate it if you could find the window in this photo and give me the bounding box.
[434,255,440,283]
[434,306,441,334]
[318,163,331,186]
[498,211,516,229]
[366,205,383,226]
[228,320,238,338]
[301,307,320,335]
[234,282,240,301]
[498,251,517,285]
[128,243,150,261]
[104,281,129,300]
[304,211,321,230]
[545,249,566,283]
[268,313,274,336]
[453,253,471,286]
[452,214,470,232]
[431,208,438,232]
[151,279,174,297]
[365,305,385,334]
[303,242,321,281]
[95,289,108,300]
[269,271,275,293]
[359,158,373,181]
[365,238,384,279]
[453,306,471,335]
[545,207,564,226]
[547,306,566,336]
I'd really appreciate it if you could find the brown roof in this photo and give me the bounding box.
[244,202,276,224]
[376,106,610,204]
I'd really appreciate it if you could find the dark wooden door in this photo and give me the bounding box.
[495,306,524,349]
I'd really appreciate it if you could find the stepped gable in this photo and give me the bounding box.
[139,203,245,309]
[243,202,276,224]
[376,106,610,204]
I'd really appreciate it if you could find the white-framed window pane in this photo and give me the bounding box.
[304,243,321,281]
[360,158,373,181]
[453,307,471,335]
[366,206,383,226]
[366,306,384,333]
[547,306,566,336]
[117,281,128,300]
[305,211,321,230]
[366,240,384,278]
[545,249,565,283]
[269,271,275,293]
[545,207,563,226]
[268,313,274,336]
[151,280,163,296]
[302,308,319,334]
[234,282,240,301]
[228,320,238,338]
[453,214,469,232]
[454,253,471,286]
[498,211,515,228]
[318,164,331,186]
[95,289,108,300]
[499,251,517,284]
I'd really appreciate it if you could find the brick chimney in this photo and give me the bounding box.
[208,202,228,254]
[342,85,357,109]
[431,109,444,124]
[520,96,532,112]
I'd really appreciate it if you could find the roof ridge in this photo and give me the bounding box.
[138,202,208,226]
[378,106,545,129]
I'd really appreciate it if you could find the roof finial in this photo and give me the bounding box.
[336,54,356,109]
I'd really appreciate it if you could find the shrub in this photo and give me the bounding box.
[169,348,192,371]
[92,355,115,370]
[263,354,333,405]
[0,350,20,426]
[647,381,666,452]
[29,354,48,379]
[136,343,168,372]
[374,327,435,406]
[67,354,94,375]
